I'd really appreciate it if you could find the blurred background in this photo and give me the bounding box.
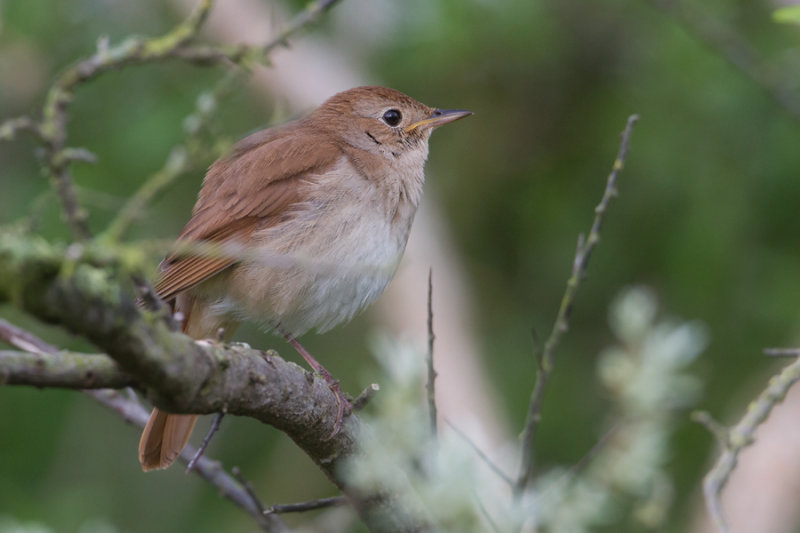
[3,0,800,531]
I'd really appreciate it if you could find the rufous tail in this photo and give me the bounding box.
[138,294,237,471]
[139,410,198,471]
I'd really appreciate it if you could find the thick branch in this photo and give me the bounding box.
[0,231,432,533]
[89,390,287,532]
[0,317,285,532]
[0,350,135,389]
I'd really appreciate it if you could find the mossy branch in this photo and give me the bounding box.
[696,354,800,533]
[0,230,431,533]
[1,0,344,243]
[0,348,135,389]
[0,317,286,532]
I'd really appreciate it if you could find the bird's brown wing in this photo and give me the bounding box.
[155,123,342,302]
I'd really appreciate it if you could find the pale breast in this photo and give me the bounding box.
[214,156,423,336]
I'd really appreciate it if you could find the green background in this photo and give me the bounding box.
[2,0,800,531]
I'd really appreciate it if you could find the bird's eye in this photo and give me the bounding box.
[382,109,402,127]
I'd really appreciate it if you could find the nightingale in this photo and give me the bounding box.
[138,86,471,471]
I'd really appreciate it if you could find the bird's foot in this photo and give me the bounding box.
[283,333,352,438]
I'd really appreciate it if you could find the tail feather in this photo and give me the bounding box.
[139,408,198,471]
[138,293,237,471]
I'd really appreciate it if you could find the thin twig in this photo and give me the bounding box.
[0,116,39,141]
[0,319,59,353]
[691,411,728,447]
[700,355,800,533]
[443,417,513,487]
[36,0,214,241]
[103,0,347,242]
[352,383,380,411]
[529,327,543,372]
[763,347,800,358]
[426,268,438,438]
[102,70,241,242]
[232,466,268,515]
[20,0,345,243]
[262,0,343,55]
[266,496,347,515]
[187,411,226,473]
[474,492,502,533]
[92,391,288,532]
[514,115,640,500]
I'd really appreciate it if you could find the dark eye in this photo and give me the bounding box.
[382,109,402,127]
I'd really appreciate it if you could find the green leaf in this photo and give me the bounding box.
[773,5,800,24]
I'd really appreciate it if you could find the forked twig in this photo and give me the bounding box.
[186,411,226,472]
[699,355,800,532]
[514,115,640,500]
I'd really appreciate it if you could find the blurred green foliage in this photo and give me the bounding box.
[3,0,800,531]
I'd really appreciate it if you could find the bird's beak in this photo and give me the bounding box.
[405,109,473,133]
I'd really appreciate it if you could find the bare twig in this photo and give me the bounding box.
[426,268,438,438]
[529,327,543,372]
[352,383,380,411]
[266,496,347,515]
[36,0,214,240]
[763,347,800,358]
[699,355,800,533]
[0,321,134,390]
[691,411,728,447]
[103,0,346,243]
[187,411,226,472]
[102,71,240,243]
[88,389,288,532]
[232,466,268,515]
[13,0,345,243]
[262,0,343,55]
[0,116,39,141]
[514,115,640,500]
[0,318,59,353]
[443,417,513,487]
[474,494,502,533]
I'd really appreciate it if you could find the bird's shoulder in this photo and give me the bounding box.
[181,119,344,242]
[154,120,344,302]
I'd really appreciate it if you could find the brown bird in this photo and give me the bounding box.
[138,86,471,471]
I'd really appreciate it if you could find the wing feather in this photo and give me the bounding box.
[155,122,342,302]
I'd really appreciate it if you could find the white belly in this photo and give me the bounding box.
[212,177,418,337]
